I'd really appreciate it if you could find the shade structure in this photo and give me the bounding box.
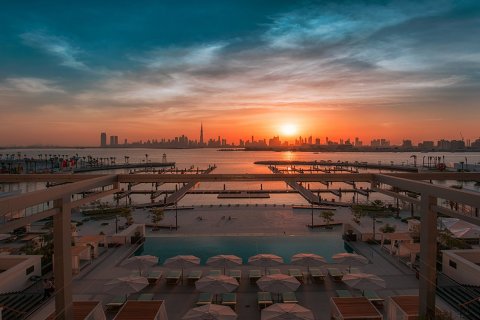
[121,255,158,275]
[182,304,237,320]
[257,274,300,294]
[343,273,386,291]
[261,303,314,320]
[332,253,368,271]
[206,255,242,273]
[164,255,201,269]
[103,275,149,297]
[195,275,239,294]
[249,254,284,273]
[291,253,327,271]
[164,255,201,283]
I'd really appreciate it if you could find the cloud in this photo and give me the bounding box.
[132,43,226,71]
[20,31,89,71]
[1,77,65,94]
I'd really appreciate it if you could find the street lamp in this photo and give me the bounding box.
[372,212,376,243]
[311,202,314,228]
[175,202,178,230]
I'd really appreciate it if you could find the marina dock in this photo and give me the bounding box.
[255,160,418,172]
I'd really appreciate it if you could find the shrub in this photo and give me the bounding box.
[380,223,396,233]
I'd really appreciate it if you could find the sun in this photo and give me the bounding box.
[280,123,298,136]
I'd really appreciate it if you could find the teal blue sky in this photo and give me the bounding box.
[1,1,479,145]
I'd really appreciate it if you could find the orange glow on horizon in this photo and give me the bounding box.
[280,123,298,137]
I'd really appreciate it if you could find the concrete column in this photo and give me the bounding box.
[53,196,73,319]
[419,193,437,319]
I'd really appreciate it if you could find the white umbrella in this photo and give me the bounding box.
[451,227,480,239]
[183,304,237,320]
[195,275,239,294]
[291,253,327,272]
[207,255,242,274]
[343,272,386,293]
[262,303,315,320]
[164,255,201,268]
[164,255,201,283]
[249,254,284,274]
[332,253,368,272]
[257,274,300,301]
[121,255,158,276]
[103,275,149,298]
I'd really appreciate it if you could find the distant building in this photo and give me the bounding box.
[402,140,413,148]
[200,123,204,146]
[450,140,466,151]
[418,141,434,150]
[437,139,451,150]
[269,136,282,147]
[471,138,480,149]
[110,135,118,146]
[100,132,107,147]
[354,137,362,147]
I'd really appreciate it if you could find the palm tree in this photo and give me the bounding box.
[410,155,417,167]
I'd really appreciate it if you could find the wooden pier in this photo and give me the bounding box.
[269,166,320,204]
[164,166,217,205]
[73,162,175,173]
[255,160,418,172]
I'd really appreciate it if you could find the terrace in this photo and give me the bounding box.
[0,172,479,319]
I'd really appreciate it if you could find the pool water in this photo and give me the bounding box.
[136,232,352,264]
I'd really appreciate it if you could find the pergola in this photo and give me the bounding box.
[1,172,480,319]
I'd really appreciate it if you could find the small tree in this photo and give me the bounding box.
[351,205,366,224]
[371,200,385,209]
[151,208,165,227]
[320,210,335,227]
[119,208,132,225]
[380,223,396,233]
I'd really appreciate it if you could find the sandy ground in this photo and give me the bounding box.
[74,205,410,237]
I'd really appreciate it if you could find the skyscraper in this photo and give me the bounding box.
[200,123,204,145]
[100,132,107,147]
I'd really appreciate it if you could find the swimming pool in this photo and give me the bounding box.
[135,232,352,264]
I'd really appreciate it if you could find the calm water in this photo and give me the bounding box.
[2,148,480,173]
[2,148,479,206]
[135,231,352,264]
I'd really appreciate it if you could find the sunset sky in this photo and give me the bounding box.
[1,0,479,146]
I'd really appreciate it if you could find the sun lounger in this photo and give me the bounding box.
[267,268,281,275]
[227,269,241,282]
[196,293,213,306]
[336,290,353,297]
[136,293,154,301]
[257,291,273,309]
[363,290,384,307]
[187,270,202,284]
[282,292,298,303]
[166,269,182,285]
[146,271,163,284]
[106,296,126,309]
[310,268,325,282]
[347,267,361,274]
[327,268,344,281]
[288,269,303,282]
[209,269,222,276]
[249,269,262,284]
[221,293,237,310]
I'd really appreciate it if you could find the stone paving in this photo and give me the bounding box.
[29,206,460,319]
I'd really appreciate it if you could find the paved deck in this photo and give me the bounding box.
[28,206,461,319]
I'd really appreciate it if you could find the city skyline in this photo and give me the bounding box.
[96,124,480,152]
[1,1,480,146]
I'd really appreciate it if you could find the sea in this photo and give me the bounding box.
[1,148,479,207]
